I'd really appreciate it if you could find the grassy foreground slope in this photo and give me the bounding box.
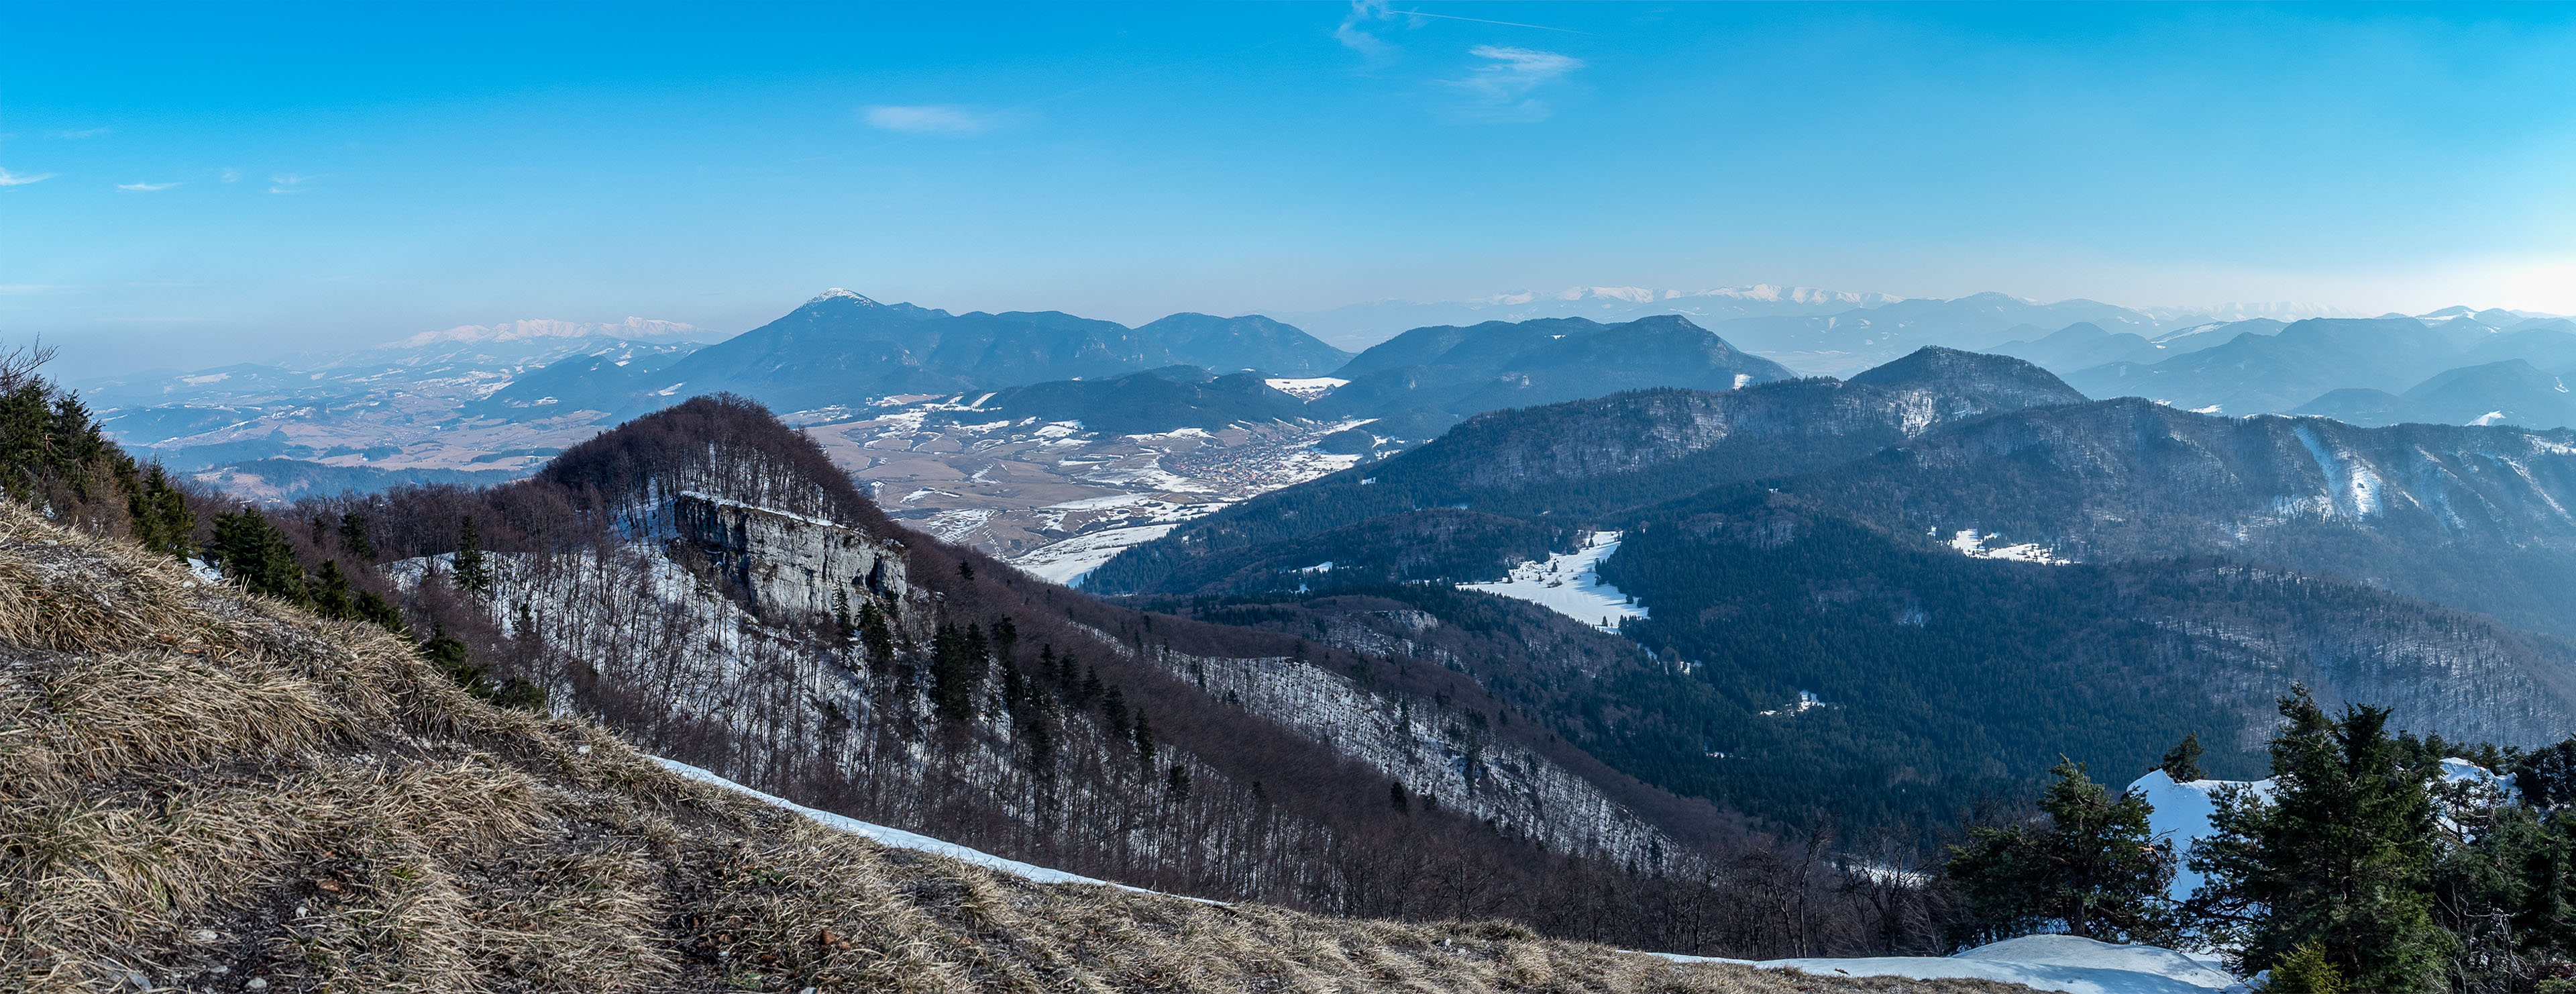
[0,503,2020,993]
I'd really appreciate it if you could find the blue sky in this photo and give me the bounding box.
[7,1,2576,377]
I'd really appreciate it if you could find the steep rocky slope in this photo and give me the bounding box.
[1,502,2019,993]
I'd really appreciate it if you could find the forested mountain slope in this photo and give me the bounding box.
[231,394,1972,957]
[643,291,1351,415]
[1087,348,2086,595]
[1089,348,2576,833]
[1,500,1989,993]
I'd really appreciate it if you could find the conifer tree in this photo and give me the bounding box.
[337,511,374,560]
[1024,716,1054,775]
[991,615,1018,664]
[451,515,491,595]
[313,559,356,620]
[355,590,405,634]
[208,507,308,605]
[1166,763,1190,799]
[1134,709,1156,764]
[929,622,985,723]
[1947,758,2172,944]
[856,599,894,660]
[122,463,195,562]
[2161,733,2205,782]
[1102,685,1130,743]
[2189,688,2448,991]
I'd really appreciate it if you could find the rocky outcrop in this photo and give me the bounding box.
[672,490,908,617]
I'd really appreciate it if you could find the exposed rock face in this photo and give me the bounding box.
[672,491,908,617]
[1153,644,1675,866]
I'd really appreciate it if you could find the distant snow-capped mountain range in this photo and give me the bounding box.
[388,316,704,348]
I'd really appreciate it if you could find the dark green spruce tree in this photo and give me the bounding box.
[2161,733,2205,783]
[2187,687,2449,991]
[207,507,308,605]
[1947,758,2174,946]
[451,515,491,595]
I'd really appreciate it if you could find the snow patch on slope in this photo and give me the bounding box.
[1949,529,2074,564]
[1647,934,2238,993]
[1458,531,1646,632]
[1014,524,1183,586]
[654,756,1116,886]
[1264,377,1348,400]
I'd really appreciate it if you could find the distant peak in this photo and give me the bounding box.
[1619,313,1707,332]
[807,288,884,307]
[1847,347,2089,409]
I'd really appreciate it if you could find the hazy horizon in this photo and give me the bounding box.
[10,1,2576,379]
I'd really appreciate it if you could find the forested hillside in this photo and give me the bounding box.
[1091,346,2576,835]
[78,389,1964,958]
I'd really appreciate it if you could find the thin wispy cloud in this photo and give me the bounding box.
[1389,9,1589,35]
[863,105,998,136]
[1336,0,1398,62]
[1438,45,1585,123]
[220,168,241,183]
[56,127,112,139]
[0,168,59,187]
[117,181,181,191]
[270,172,313,194]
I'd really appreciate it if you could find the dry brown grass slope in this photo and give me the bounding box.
[0,503,2030,994]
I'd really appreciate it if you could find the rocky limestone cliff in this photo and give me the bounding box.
[672,491,908,617]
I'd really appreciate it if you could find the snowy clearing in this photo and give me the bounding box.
[1264,377,1349,400]
[1646,934,2238,994]
[1458,531,1647,632]
[1011,524,1183,586]
[1949,528,2074,564]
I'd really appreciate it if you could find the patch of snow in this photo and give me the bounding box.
[653,756,1132,889]
[1264,377,1350,401]
[1123,427,1215,440]
[1010,524,1184,587]
[1950,529,2074,564]
[1759,691,1828,717]
[2133,771,2272,903]
[2472,411,2509,426]
[1044,492,1161,511]
[2290,425,2383,517]
[1646,934,2239,994]
[1458,531,1647,632]
[1296,561,1334,574]
[1733,373,1754,389]
[674,491,841,529]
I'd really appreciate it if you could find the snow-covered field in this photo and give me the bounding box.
[1012,524,1185,585]
[1263,377,1349,401]
[1458,531,1648,632]
[1949,528,2074,564]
